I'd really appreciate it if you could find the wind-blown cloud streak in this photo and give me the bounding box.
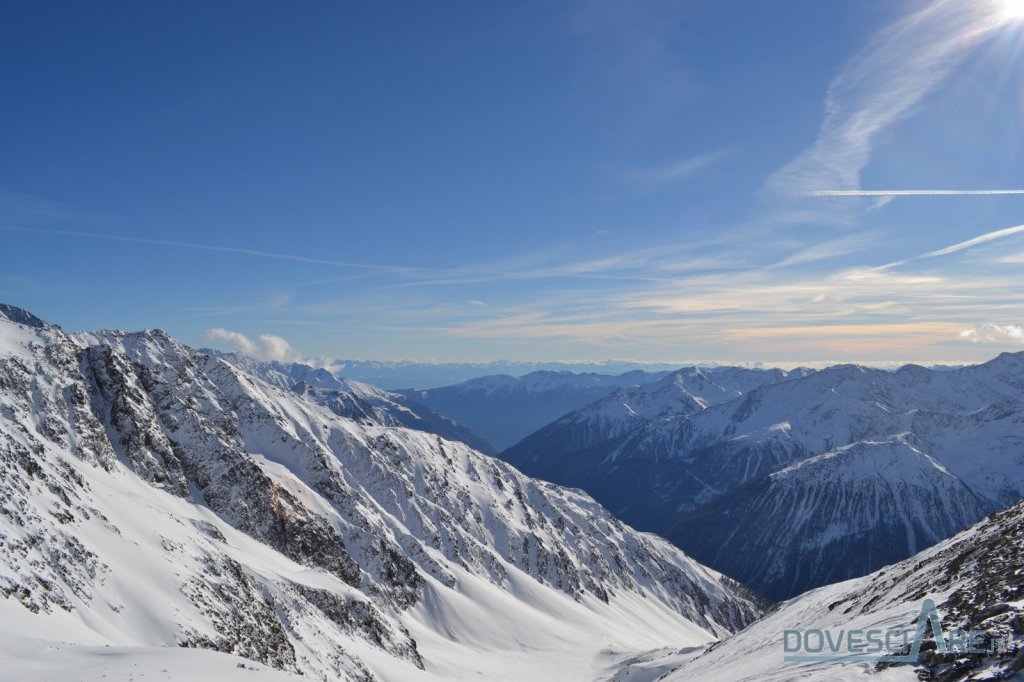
[612,148,733,189]
[808,190,1024,196]
[765,0,1008,197]
[1,224,736,287]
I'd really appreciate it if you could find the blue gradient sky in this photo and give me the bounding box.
[2,0,1023,366]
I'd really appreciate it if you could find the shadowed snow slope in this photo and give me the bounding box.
[667,438,991,599]
[0,306,764,681]
[650,497,1024,682]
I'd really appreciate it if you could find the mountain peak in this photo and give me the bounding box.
[0,303,50,329]
[985,350,1024,367]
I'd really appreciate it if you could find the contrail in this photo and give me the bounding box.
[922,224,1024,258]
[807,189,1024,196]
[0,224,707,286]
[0,225,421,273]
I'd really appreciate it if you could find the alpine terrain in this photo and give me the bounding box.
[505,360,1024,599]
[209,351,497,454]
[0,304,765,681]
[622,496,1024,681]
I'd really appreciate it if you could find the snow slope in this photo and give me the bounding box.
[0,307,764,681]
[655,496,1024,681]
[210,353,496,454]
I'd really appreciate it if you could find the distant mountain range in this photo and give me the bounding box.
[397,370,670,451]
[315,358,686,390]
[503,358,1024,599]
[503,366,814,530]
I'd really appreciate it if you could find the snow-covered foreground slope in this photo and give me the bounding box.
[653,497,1024,682]
[400,369,669,451]
[0,306,764,681]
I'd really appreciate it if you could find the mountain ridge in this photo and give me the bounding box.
[504,351,1024,598]
[0,305,765,681]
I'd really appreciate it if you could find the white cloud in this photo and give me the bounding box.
[204,328,308,363]
[958,323,1024,344]
[808,189,1024,196]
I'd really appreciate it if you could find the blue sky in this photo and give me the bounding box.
[2,0,1023,367]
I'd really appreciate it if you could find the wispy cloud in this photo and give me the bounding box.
[611,148,733,190]
[427,250,1024,360]
[185,293,294,317]
[187,212,1024,365]
[768,232,878,268]
[3,224,734,289]
[808,189,1024,196]
[995,251,1024,264]
[0,190,82,221]
[765,1,1007,197]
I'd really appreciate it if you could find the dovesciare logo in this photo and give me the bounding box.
[783,599,1012,663]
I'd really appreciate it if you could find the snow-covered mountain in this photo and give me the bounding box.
[505,365,811,459]
[0,305,765,681]
[505,357,1024,599]
[667,438,992,600]
[209,352,496,454]
[315,359,683,391]
[636,495,1024,682]
[503,366,813,530]
[398,369,669,451]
